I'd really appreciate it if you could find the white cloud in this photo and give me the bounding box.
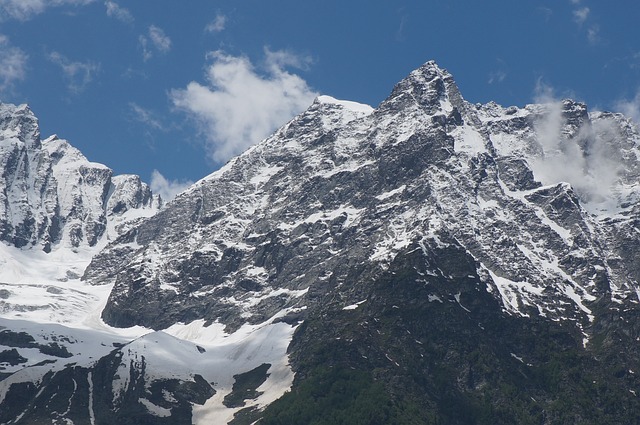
[105,0,132,23]
[572,6,589,25]
[48,51,99,93]
[529,80,621,206]
[488,60,508,85]
[0,0,94,21]
[586,25,600,45]
[614,91,640,126]
[150,170,193,202]
[205,13,226,33]
[567,1,601,45]
[0,35,27,93]
[149,25,171,52]
[170,49,318,163]
[488,70,506,84]
[140,25,171,61]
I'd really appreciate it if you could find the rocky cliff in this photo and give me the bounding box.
[0,102,161,282]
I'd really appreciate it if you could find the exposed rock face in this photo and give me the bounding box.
[89,62,639,334]
[0,103,161,254]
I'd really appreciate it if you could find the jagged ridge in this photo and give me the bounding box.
[89,61,639,330]
[2,61,640,424]
[0,103,161,254]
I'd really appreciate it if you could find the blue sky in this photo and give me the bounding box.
[1,0,640,199]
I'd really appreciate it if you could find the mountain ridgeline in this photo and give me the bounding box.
[1,61,640,424]
[0,102,161,253]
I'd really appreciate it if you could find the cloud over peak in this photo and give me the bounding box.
[615,91,640,127]
[170,49,318,163]
[150,170,193,202]
[530,80,622,207]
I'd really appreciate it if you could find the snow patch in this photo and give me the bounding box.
[168,319,298,425]
[375,185,406,201]
[316,96,374,116]
[140,398,172,418]
[343,300,367,310]
[452,124,487,155]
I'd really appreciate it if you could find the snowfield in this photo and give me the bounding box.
[0,258,298,424]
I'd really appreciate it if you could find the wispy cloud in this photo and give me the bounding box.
[568,0,601,45]
[572,6,589,25]
[150,170,193,202]
[603,51,640,73]
[395,9,408,42]
[586,25,600,45]
[537,6,553,22]
[129,102,166,132]
[614,91,640,126]
[488,70,507,85]
[148,26,171,52]
[488,59,508,85]
[139,25,171,61]
[263,48,313,71]
[205,13,226,33]
[170,48,318,163]
[530,79,621,205]
[0,0,94,21]
[0,35,27,94]
[104,0,132,24]
[48,51,99,93]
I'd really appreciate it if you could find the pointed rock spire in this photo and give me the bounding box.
[379,60,465,116]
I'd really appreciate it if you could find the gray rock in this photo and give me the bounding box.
[0,104,161,253]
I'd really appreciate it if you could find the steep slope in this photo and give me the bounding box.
[3,62,640,424]
[0,104,161,253]
[0,102,161,283]
[91,62,638,332]
[0,103,167,350]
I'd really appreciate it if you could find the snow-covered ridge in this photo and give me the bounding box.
[315,95,374,115]
[0,104,161,283]
[89,60,640,334]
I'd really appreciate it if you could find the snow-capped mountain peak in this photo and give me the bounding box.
[0,102,160,282]
[2,61,640,424]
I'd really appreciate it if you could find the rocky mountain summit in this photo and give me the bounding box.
[92,62,639,331]
[0,102,161,282]
[2,61,640,424]
[0,102,161,251]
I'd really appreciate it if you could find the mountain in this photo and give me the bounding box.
[0,102,161,284]
[2,61,640,424]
